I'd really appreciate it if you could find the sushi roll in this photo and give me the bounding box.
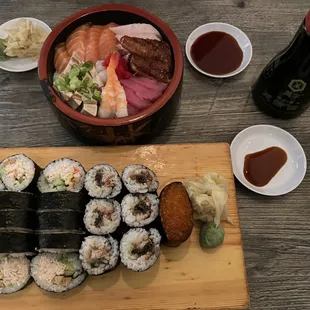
[37,210,85,231]
[0,154,38,192]
[37,192,87,212]
[84,164,122,199]
[120,228,161,272]
[79,236,119,275]
[121,165,159,194]
[36,232,86,253]
[31,253,86,292]
[84,199,121,235]
[0,255,31,294]
[121,193,159,227]
[0,179,5,191]
[0,210,35,229]
[37,158,85,193]
[0,191,35,210]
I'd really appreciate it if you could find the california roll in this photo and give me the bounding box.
[0,154,38,192]
[37,158,85,193]
[0,255,31,294]
[31,253,86,292]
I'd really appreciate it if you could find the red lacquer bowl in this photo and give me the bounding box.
[38,4,183,145]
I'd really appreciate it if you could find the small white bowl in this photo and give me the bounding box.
[0,17,52,72]
[186,22,253,78]
[230,125,307,196]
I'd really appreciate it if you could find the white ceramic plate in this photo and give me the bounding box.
[186,22,253,78]
[230,125,307,196]
[0,17,51,72]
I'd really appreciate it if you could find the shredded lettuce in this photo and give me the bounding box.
[0,38,10,61]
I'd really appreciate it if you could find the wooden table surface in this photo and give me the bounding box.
[0,1,309,309]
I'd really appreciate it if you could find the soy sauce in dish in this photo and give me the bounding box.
[190,31,243,75]
[243,147,288,187]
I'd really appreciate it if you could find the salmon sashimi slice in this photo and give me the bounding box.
[85,25,103,64]
[98,52,128,118]
[98,23,118,61]
[66,24,90,61]
[54,43,70,73]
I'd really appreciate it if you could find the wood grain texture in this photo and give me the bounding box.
[0,1,310,309]
[0,144,248,310]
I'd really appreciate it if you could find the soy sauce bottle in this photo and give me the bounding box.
[252,11,310,119]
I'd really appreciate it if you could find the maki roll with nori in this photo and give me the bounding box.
[0,154,38,192]
[0,192,36,255]
[84,199,121,235]
[0,191,35,210]
[121,165,159,194]
[36,233,86,253]
[121,193,159,227]
[79,236,119,275]
[37,191,86,212]
[0,232,35,255]
[0,255,31,294]
[120,228,161,272]
[31,253,86,292]
[37,211,84,231]
[37,158,85,193]
[36,191,86,253]
[84,164,122,199]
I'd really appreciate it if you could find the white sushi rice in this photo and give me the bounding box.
[79,236,119,275]
[122,165,159,194]
[0,255,31,294]
[31,253,86,292]
[0,154,35,192]
[84,199,121,235]
[84,164,122,198]
[37,158,85,193]
[120,228,161,272]
[121,194,159,227]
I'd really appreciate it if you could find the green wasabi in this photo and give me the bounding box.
[200,222,225,249]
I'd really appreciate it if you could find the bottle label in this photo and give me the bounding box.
[263,79,307,111]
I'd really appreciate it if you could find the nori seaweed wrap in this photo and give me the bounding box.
[37,192,87,212]
[0,191,35,210]
[0,231,35,254]
[0,210,35,229]
[36,232,86,253]
[37,211,85,231]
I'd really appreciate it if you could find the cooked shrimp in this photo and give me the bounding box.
[98,52,128,118]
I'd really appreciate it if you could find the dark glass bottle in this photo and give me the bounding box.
[252,11,310,119]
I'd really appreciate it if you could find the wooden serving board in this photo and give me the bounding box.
[0,143,249,310]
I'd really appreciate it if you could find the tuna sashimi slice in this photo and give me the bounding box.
[130,77,168,93]
[127,103,140,116]
[123,87,152,111]
[120,79,163,102]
